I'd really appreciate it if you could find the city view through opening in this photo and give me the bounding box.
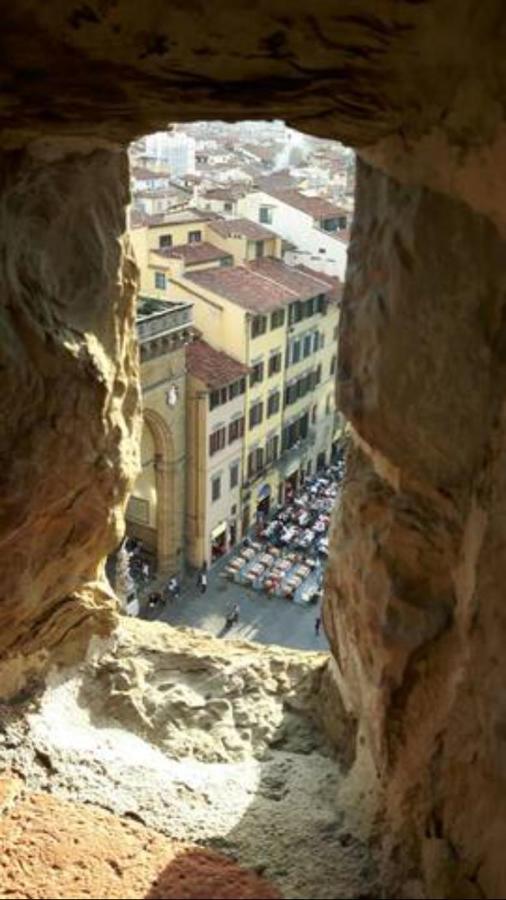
[116,120,355,650]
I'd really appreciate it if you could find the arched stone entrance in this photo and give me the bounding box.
[143,407,176,575]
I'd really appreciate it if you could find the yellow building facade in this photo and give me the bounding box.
[186,340,249,567]
[128,212,341,569]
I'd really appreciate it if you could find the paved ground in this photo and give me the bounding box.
[139,558,328,652]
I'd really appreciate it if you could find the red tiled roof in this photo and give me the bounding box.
[186,339,248,389]
[145,207,213,227]
[184,256,334,312]
[132,166,169,181]
[248,257,333,302]
[295,265,342,303]
[209,218,278,241]
[266,189,348,221]
[184,264,295,313]
[153,241,233,266]
[202,186,246,201]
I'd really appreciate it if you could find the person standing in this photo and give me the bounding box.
[315,615,321,636]
[198,562,208,595]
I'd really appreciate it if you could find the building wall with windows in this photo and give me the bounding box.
[185,341,248,567]
[237,190,348,278]
[130,213,211,299]
[207,229,281,265]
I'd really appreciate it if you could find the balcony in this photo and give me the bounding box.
[136,297,193,344]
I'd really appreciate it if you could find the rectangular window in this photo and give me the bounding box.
[256,446,264,471]
[291,339,301,365]
[188,230,202,243]
[254,240,264,259]
[268,352,282,376]
[312,404,318,424]
[312,332,320,353]
[220,387,228,404]
[284,381,298,407]
[251,315,267,338]
[288,301,303,326]
[265,434,279,464]
[249,401,264,429]
[267,391,280,417]
[271,309,285,330]
[247,450,255,479]
[303,334,312,358]
[211,475,221,502]
[259,206,273,224]
[330,354,337,375]
[305,298,315,318]
[228,416,245,443]
[159,234,172,248]
[209,390,220,411]
[224,202,233,212]
[154,271,166,290]
[239,377,246,394]
[209,426,226,456]
[230,461,239,489]
[250,360,264,386]
[317,294,327,314]
[229,381,239,400]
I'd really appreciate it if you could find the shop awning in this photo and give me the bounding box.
[211,521,227,539]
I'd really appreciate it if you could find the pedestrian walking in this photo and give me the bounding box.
[165,575,179,604]
[148,590,162,609]
[315,615,321,636]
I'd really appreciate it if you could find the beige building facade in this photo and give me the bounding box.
[126,297,193,575]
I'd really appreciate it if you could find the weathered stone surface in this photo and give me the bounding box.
[0,144,141,694]
[0,777,281,899]
[0,621,379,900]
[79,618,333,763]
[0,3,506,898]
[324,160,506,896]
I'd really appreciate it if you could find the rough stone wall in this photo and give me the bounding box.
[0,143,141,697]
[323,159,506,896]
[0,2,506,896]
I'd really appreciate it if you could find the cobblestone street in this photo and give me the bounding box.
[140,558,328,652]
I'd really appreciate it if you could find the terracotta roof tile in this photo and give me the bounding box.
[186,339,249,388]
[266,189,348,221]
[248,257,333,302]
[153,241,233,266]
[295,265,343,303]
[184,264,295,312]
[209,218,278,241]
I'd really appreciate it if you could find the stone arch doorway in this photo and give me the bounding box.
[142,407,176,575]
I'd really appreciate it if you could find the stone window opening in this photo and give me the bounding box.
[3,16,503,894]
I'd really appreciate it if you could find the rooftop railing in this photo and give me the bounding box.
[136,300,193,343]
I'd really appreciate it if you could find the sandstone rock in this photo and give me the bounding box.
[0,145,140,695]
[79,619,333,764]
[0,782,280,899]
